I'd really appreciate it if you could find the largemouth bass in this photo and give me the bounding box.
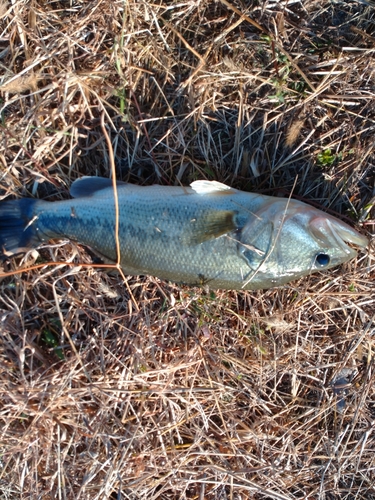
[0,177,368,290]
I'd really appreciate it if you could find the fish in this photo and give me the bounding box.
[0,177,368,290]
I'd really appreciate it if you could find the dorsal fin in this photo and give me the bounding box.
[190,180,237,195]
[70,177,126,198]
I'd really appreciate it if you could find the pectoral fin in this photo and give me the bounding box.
[184,210,237,244]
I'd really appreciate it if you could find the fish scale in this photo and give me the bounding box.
[0,177,368,290]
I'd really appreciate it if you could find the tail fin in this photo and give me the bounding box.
[0,199,41,259]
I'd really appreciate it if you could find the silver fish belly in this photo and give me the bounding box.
[0,177,368,290]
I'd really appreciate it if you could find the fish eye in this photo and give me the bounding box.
[316,253,330,267]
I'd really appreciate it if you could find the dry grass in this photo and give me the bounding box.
[0,0,375,498]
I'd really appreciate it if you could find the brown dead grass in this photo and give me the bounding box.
[0,0,375,499]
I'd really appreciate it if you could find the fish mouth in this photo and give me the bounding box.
[310,215,368,259]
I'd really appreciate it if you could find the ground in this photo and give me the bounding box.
[0,1,374,499]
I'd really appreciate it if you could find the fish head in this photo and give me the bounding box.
[239,199,368,287]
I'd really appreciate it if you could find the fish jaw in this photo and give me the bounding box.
[238,198,368,288]
[309,214,368,264]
